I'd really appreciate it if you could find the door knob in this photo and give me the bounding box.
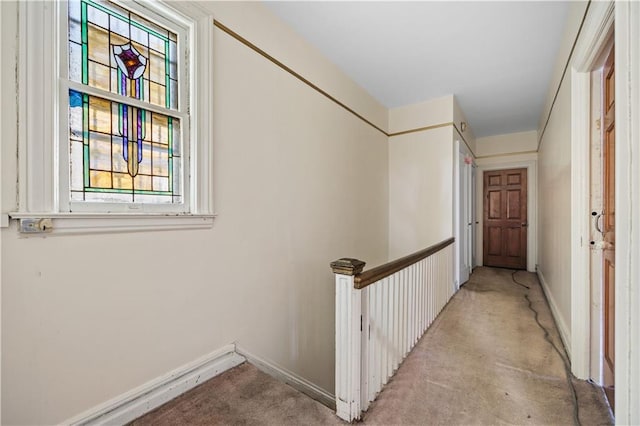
[521,223,528,227]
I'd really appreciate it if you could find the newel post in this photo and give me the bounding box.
[330,258,366,422]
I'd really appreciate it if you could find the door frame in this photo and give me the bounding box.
[571,1,640,422]
[453,139,474,289]
[475,158,537,272]
[569,0,613,382]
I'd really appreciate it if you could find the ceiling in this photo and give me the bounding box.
[264,1,570,138]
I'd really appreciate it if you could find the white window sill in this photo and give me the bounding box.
[7,212,215,236]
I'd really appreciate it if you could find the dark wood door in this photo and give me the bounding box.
[483,168,527,269]
[602,45,615,410]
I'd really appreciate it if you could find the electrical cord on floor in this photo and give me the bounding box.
[511,270,581,426]
[510,270,530,289]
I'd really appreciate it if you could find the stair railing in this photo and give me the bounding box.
[330,237,455,422]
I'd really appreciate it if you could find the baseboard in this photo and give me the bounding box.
[235,346,336,411]
[63,344,245,425]
[536,269,572,360]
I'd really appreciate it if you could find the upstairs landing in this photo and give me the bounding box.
[132,267,612,425]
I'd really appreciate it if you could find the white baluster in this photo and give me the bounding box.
[369,282,378,401]
[381,278,388,385]
[393,272,400,371]
[360,286,370,411]
[377,281,384,390]
[387,276,393,380]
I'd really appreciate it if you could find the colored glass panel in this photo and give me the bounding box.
[68,0,183,205]
[68,0,178,109]
[69,89,181,203]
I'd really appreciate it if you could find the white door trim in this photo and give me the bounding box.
[453,140,461,289]
[475,158,537,273]
[568,0,614,383]
[613,2,640,422]
[570,2,640,422]
[454,139,473,288]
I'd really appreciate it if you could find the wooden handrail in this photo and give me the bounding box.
[353,237,454,289]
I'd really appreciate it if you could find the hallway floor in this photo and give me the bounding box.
[132,267,612,425]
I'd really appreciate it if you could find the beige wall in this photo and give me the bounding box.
[539,1,590,131]
[1,2,389,424]
[209,2,389,134]
[476,130,538,158]
[388,100,455,260]
[388,95,453,134]
[536,1,590,349]
[452,96,476,155]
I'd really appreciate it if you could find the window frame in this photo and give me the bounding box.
[61,0,191,214]
[13,0,215,234]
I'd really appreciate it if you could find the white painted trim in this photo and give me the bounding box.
[537,269,571,360]
[0,2,3,421]
[568,0,614,382]
[235,346,336,411]
[614,2,640,422]
[8,213,215,236]
[453,140,460,289]
[455,141,472,287]
[475,158,538,272]
[62,344,245,426]
[333,273,362,421]
[570,69,592,380]
[189,9,216,216]
[18,0,57,213]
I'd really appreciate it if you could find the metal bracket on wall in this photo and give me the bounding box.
[19,218,53,234]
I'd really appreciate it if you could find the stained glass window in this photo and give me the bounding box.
[67,0,182,204]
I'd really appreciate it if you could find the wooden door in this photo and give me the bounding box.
[602,45,615,410]
[483,168,527,269]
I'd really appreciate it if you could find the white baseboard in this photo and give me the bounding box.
[537,269,572,360]
[235,346,336,411]
[63,344,245,425]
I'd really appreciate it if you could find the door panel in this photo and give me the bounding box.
[507,190,522,219]
[507,172,521,185]
[487,227,502,255]
[602,44,615,410]
[506,227,521,257]
[483,168,527,269]
[488,191,501,219]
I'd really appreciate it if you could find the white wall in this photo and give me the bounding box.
[1,2,389,424]
[476,130,537,158]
